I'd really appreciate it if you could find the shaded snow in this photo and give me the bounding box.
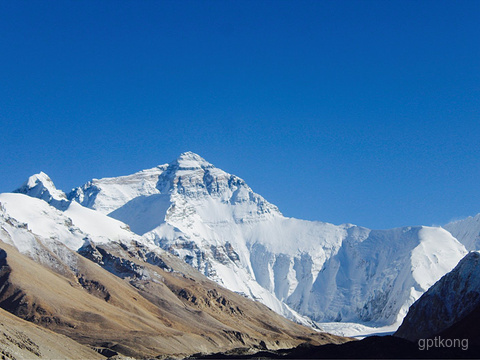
[444,214,480,251]
[108,194,172,235]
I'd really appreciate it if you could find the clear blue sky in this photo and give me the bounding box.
[1,0,479,229]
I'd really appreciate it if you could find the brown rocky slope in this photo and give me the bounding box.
[0,239,350,358]
[0,305,102,360]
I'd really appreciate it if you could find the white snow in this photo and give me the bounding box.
[444,214,480,251]
[64,200,139,244]
[0,193,85,251]
[318,321,401,339]
[0,193,149,255]
[69,165,166,214]
[411,226,466,292]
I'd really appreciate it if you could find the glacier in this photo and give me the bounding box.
[9,151,470,333]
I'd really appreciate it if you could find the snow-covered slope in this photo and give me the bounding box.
[0,193,86,257]
[68,165,166,214]
[306,226,465,324]
[43,151,466,328]
[0,193,145,250]
[444,214,480,251]
[395,251,480,341]
[0,192,154,276]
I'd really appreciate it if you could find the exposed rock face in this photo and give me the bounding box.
[395,251,480,341]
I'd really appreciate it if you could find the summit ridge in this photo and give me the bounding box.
[172,151,214,169]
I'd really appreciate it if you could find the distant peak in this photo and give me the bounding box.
[14,172,67,202]
[26,172,53,188]
[172,151,214,170]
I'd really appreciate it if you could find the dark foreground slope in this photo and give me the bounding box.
[0,239,350,359]
[438,302,480,348]
[191,335,480,359]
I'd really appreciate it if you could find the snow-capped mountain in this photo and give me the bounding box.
[0,192,337,358]
[13,151,466,330]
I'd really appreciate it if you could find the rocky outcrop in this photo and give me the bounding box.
[395,251,480,341]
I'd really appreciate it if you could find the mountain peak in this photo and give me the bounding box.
[14,172,67,204]
[172,151,214,170]
[26,171,51,187]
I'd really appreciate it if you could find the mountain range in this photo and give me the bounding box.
[0,192,347,358]
[1,151,479,357]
